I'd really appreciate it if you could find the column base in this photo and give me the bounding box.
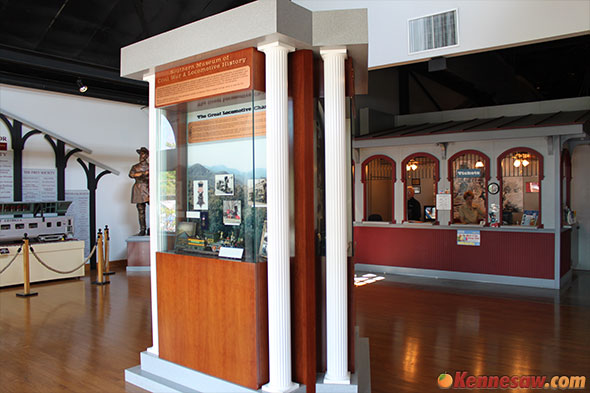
[323,372,351,385]
[261,382,300,393]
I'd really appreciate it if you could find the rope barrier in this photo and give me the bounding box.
[29,245,95,275]
[0,247,22,275]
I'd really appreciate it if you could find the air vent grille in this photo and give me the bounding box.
[409,10,458,53]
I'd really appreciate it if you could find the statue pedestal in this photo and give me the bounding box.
[126,236,150,271]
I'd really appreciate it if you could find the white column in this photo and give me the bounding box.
[258,41,298,393]
[321,47,351,384]
[143,71,159,356]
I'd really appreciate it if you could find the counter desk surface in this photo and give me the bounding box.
[353,223,558,282]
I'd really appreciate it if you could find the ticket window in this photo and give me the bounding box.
[403,154,439,222]
[499,149,543,226]
[449,150,489,225]
[362,155,395,222]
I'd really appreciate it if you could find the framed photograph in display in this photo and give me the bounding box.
[259,220,267,259]
[215,174,234,196]
[411,178,421,186]
[248,178,267,207]
[193,180,208,210]
[223,200,241,225]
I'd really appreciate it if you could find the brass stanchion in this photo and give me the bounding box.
[103,225,114,276]
[92,229,110,286]
[16,234,38,297]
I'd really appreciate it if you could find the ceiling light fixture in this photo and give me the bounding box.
[406,159,419,171]
[475,160,484,168]
[77,79,88,93]
[513,159,521,168]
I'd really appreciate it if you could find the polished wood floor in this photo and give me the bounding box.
[0,267,151,393]
[1,267,589,392]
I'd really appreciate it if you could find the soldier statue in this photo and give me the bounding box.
[129,147,149,236]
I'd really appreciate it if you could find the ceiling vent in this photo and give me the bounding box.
[409,10,458,54]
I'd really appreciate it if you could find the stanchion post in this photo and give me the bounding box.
[103,225,114,276]
[92,230,109,286]
[16,233,38,298]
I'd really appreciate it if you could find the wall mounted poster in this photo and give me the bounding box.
[215,174,234,196]
[23,168,57,201]
[457,230,481,246]
[193,180,208,210]
[65,190,90,256]
[0,151,13,202]
[223,200,241,226]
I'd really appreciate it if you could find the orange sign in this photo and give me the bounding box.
[155,48,264,108]
[188,111,266,144]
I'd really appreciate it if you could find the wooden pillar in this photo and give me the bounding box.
[289,49,317,393]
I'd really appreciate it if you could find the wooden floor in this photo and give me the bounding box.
[0,267,151,393]
[1,267,589,392]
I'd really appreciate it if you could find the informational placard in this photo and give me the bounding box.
[457,230,481,246]
[219,246,244,260]
[155,48,264,108]
[187,100,266,143]
[22,168,57,202]
[0,150,13,202]
[436,193,452,211]
[66,190,90,257]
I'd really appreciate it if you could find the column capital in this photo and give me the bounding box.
[258,41,295,53]
[320,47,348,60]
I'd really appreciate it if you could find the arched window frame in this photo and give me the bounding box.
[361,154,396,223]
[401,152,440,224]
[497,147,544,228]
[448,149,490,225]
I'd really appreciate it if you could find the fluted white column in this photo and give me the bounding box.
[143,71,159,356]
[258,41,298,393]
[321,47,351,384]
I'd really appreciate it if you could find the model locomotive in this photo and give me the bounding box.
[0,201,74,243]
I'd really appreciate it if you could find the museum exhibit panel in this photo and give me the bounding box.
[120,1,369,392]
[353,111,590,289]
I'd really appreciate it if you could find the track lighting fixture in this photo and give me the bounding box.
[77,79,88,93]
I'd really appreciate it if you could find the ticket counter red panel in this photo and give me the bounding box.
[353,226,554,279]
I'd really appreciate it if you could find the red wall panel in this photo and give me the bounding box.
[354,226,554,279]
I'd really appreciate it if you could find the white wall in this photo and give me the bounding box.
[571,144,590,270]
[0,84,148,260]
[355,136,558,228]
[295,0,590,68]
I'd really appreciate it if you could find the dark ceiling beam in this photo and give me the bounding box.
[409,71,442,111]
[413,68,496,107]
[0,45,147,105]
[35,0,71,50]
[74,0,123,59]
[0,44,139,84]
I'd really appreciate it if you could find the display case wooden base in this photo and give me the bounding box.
[156,252,268,390]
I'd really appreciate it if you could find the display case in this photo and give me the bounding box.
[155,51,266,263]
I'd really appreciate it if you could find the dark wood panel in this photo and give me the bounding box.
[289,49,317,392]
[157,253,268,389]
[354,227,555,279]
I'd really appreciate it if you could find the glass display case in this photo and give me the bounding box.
[155,89,267,262]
